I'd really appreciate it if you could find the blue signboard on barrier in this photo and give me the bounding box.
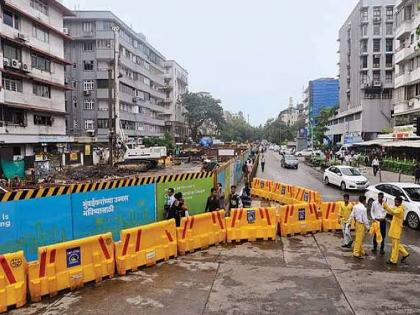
[71,184,156,240]
[0,195,73,261]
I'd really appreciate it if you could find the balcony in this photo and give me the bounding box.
[396,19,413,40]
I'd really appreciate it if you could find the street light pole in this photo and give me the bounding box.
[108,66,114,166]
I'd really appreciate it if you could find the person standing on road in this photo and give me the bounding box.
[414,163,420,184]
[384,196,410,265]
[348,195,370,259]
[170,192,188,227]
[164,188,176,219]
[261,155,266,173]
[372,156,380,177]
[338,194,353,248]
[371,192,387,255]
[205,188,220,212]
[227,185,242,216]
[217,182,225,208]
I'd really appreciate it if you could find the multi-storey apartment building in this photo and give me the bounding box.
[327,0,396,144]
[64,11,171,142]
[394,0,420,127]
[0,0,73,159]
[163,60,189,142]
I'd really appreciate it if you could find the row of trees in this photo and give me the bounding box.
[181,91,334,146]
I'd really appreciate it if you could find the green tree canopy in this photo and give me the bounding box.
[312,107,337,147]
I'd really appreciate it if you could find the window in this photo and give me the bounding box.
[360,71,368,84]
[83,99,94,110]
[96,39,112,49]
[34,114,52,126]
[3,43,22,61]
[386,6,394,20]
[386,54,393,67]
[31,53,51,72]
[360,40,368,53]
[83,41,94,51]
[373,39,381,52]
[385,71,393,84]
[386,39,393,52]
[361,56,368,68]
[361,8,368,22]
[32,24,49,43]
[96,79,109,89]
[373,7,381,21]
[386,23,393,35]
[0,105,25,125]
[30,0,48,15]
[373,70,381,82]
[143,77,151,86]
[82,22,93,33]
[373,23,381,36]
[84,119,94,130]
[73,97,78,108]
[97,119,108,129]
[361,24,368,37]
[83,60,94,71]
[33,83,51,98]
[3,10,19,30]
[2,75,22,92]
[83,80,94,91]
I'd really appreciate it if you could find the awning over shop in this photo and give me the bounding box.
[381,140,420,148]
[353,139,392,146]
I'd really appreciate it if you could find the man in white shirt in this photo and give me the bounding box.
[372,157,380,176]
[371,192,387,254]
[348,195,370,258]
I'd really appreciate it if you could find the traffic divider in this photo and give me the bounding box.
[293,187,322,206]
[278,203,322,237]
[251,178,266,198]
[28,233,115,302]
[269,182,295,204]
[226,208,276,242]
[0,251,26,313]
[115,219,177,275]
[176,210,226,255]
[321,202,341,232]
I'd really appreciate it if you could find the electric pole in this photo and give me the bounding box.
[108,66,114,166]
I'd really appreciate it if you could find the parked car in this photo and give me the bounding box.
[365,182,420,229]
[323,165,369,191]
[281,154,299,169]
[295,149,314,157]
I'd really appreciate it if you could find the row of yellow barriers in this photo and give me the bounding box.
[2,208,278,312]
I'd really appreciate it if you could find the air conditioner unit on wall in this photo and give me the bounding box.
[83,90,91,96]
[408,100,415,107]
[11,59,21,69]
[63,27,70,35]
[3,57,10,67]
[22,63,30,72]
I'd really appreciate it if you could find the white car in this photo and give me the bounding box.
[323,165,369,191]
[365,182,420,230]
[295,149,314,157]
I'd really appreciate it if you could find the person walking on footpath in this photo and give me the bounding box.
[384,196,410,265]
[414,163,420,184]
[260,155,266,173]
[371,192,387,255]
[205,188,220,212]
[169,192,188,227]
[372,156,380,177]
[338,194,353,248]
[164,188,176,219]
[227,185,242,216]
[348,195,370,259]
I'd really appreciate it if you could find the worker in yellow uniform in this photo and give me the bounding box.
[338,193,353,248]
[347,195,370,258]
[384,196,409,265]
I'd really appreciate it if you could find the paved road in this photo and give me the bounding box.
[11,151,420,315]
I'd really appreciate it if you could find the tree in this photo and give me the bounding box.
[312,107,337,147]
[180,92,225,141]
[220,114,259,142]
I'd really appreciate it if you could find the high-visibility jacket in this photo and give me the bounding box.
[338,202,353,225]
[384,203,404,240]
[369,221,383,244]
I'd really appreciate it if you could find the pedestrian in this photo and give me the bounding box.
[227,185,242,216]
[164,188,176,219]
[338,193,353,248]
[242,163,248,180]
[372,156,380,177]
[348,195,370,259]
[370,192,387,255]
[205,188,220,212]
[169,192,188,227]
[241,182,252,208]
[260,155,266,173]
[217,182,225,208]
[384,196,410,265]
[414,163,420,184]
[344,154,351,166]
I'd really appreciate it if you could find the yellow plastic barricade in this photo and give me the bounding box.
[28,233,115,302]
[279,203,322,237]
[293,187,322,205]
[251,178,263,197]
[0,251,26,313]
[225,208,276,242]
[115,219,177,275]
[177,210,226,255]
[262,180,273,199]
[321,202,342,232]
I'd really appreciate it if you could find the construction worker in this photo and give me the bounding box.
[384,196,410,265]
[348,195,370,259]
[338,193,353,248]
[370,192,387,254]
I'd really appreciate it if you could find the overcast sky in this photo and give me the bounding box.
[63,0,359,126]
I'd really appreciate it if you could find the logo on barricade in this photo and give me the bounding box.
[298,208,306,221]
[146,251,156,260]
[281,186,286,195]
[247,210,256,224]
[10,257,22,268]
[66,247,81,268]
[260,182,265,189]
[303,192,309,202]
